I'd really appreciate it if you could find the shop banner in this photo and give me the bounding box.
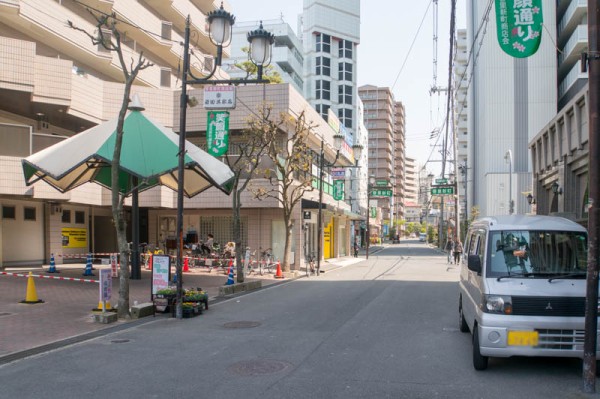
[207,111,230,156]
[333,180,344,201]
[61,228,87,248]
[495,0,543,58]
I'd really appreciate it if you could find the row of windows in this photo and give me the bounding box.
[315,33,354,59]
[315,57,353,81]
[1,206,85,224]
[313,104,352,129]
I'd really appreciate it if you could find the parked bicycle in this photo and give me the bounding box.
[305,252,316,277]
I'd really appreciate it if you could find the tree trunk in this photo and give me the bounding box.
[282,213,292,272]
[114,203,130,319]
[232,181,244,283]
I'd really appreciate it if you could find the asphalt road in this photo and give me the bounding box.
[0,240,595,398]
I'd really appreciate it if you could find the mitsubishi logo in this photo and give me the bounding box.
[545,302,553,310]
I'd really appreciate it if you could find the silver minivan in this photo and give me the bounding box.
[458,215,597,370]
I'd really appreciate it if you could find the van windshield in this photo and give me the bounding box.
[487,230,587,278]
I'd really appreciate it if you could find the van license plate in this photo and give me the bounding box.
[507,331,539,346]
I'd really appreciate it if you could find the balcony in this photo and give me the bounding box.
[557,0,586,47]
[558,25,587,80]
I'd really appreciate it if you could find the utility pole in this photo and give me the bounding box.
[583,1,600,393]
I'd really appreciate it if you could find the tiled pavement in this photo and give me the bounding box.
[0,251,373,362]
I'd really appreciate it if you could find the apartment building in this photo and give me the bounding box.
[404,157,419,206]
[393,101,406,224]
[358,85,396,226]
[301,0,360,132]
[466,0,556,217]
[0,1,355,268]
[225,19,304,93]
[453,28,469,221]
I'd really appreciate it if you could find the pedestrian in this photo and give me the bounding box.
[445,238,454,264]
[353,241,359,257]
[453,239,463,265]
[201,233,214,256]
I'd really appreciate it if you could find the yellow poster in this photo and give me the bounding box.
[62,228,87,248]
[324,221,333,259]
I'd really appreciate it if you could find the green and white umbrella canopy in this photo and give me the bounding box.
[22,108,234,197]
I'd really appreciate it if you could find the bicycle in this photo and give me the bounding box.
[259,248,277,275]
[305,252,316,277]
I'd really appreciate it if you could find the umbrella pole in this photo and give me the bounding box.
[131,179,141,280]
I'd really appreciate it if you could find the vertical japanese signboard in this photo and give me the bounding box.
[333,180,344,201]
[495,0,543,58]
[99,268,112,310]
[151,255,171,295]
[207,111,230,156]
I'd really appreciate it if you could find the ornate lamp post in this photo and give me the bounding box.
[175,5,274,318]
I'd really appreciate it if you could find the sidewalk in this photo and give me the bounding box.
[0,253,370,362]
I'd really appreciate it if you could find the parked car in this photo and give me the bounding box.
[419,233,426,242]
[458,215,594,371]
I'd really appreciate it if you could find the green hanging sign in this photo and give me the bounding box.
[207,111,230,156]
[495,0,543,58]
[333,180,344,201]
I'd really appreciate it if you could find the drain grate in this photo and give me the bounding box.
[228,359,291,376]
[223,321,261,329]
[0,312,12,317]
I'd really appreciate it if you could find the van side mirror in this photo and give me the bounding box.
[467,254,482,274]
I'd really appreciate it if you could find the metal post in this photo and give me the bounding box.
[174,16,191,320]
[131,177,140,279]
[366,187,370,259]
[583,1,600,392]
[316,140,324,275]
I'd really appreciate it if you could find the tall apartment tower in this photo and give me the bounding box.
[466,0,557,217]
[556,0,588,110]
[226,20,305,94]
[453,28,469,220]
[404,157,419,206]
[301,0,360,134]
[358,85,397,222]
[394,101,406,222]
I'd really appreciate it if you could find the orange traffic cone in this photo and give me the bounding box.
[21,272,44,304]
[274,260,284,279]
[183,257,190,272]
[147,254,153,270]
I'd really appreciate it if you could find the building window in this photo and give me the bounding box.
[316,104,330,121]
[24,207,36,221]
[338,108,353,129]
[75,211,85,224]
[338,84,353,105]
[62,210,71,223]
[316,80,330,100]
[339,39,353,59]
[316,56,330,76]
[2,206,15,219]
[315,33,331,53]
[338,62,353,81]
[161,21,172,41]
[160,68,171,87]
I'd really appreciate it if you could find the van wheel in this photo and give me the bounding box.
[459,300,469,333]
[473,327,489,370]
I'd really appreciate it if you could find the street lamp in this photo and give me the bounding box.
[175,7,274,318]
[316,133,346,275]
[504,150,513,214]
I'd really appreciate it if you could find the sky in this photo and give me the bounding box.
[226,0,466,172]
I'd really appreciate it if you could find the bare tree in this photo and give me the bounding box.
[69,11,152,318]
[221,105,272,282]
[250,111,316,272]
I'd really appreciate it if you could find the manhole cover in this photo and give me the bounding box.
[228,359,292,376]
[223,321,261,329]
[110,339,130,344]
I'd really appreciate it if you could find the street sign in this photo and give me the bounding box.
[435,178,448,184]
[376,180,389,186]
[333,180,344,201]
[207,111,230,156]
[431,186,454,195]
[370,189,393,197]
[203,85,236,109]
